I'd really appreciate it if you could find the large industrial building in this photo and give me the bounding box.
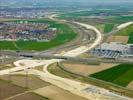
[91,42,133,58]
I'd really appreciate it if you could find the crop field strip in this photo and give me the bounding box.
[90,64,133,87]
[0,75,50,100]
[104,23,114,33]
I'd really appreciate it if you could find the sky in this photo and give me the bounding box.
[33,0,133,3]
[1,0,133,3]
[82,0,133,3]
[32,0,133,3]
[0,0,133,8]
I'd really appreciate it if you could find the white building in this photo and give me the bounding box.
[91,42,133,58]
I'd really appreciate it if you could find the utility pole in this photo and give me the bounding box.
[0,49,4,64]
[8,68,12,83]
[24,67,29,88]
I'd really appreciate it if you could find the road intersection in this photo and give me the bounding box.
[0,16,133,100]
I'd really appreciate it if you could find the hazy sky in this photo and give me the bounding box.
[36,0,133,2]
[1,0,133,2]
[1,0,133,4]
[0,0,133,7]
[81,0,133,3]
[37,0,133,3]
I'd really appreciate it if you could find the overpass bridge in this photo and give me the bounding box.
[1,50,133,64]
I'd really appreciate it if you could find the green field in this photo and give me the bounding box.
[90,64,133,87]
[59,10,116,19]
[59,11,92,19]
[128,33,133,43]
[95,23,115,33]
[59,10,133,23]
[0,19,77,51]
[108,16,133,24]
[116,25,133,36]
[104,23,114,33]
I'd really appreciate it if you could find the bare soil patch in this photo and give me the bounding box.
[0,75,50,90]
[127,81,133,90]
[0,80,26,99]
[9,92,49,100]
[34,85,87,100]
[63,62,118,76]
[0,63,14,70]
[106,36,129,44]
[0,18,19,22]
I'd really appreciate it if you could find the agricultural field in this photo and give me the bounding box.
[59,10,133,20]
[0,79,49,100]
[34,85,87,100]
[59,10,133,24]
[0,19,77,51]
[107,16,133,24]
[106,36,129,44]
[0,63,14,70]
[90,64,133,87]
[116,25,133,36]
[95,24,105,33]
[128,33,133,43]
[96,23,115,33]
[59,11,92,19]
[0,74,50,100]
[9,92,49,100]
[0,79,26,99]
[104,23,114,33]
[115,25,133,43]
[0,74,86,100]
[62,62,118,76]
[0,75,50,89]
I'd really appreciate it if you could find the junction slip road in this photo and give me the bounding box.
[0,16,133,100]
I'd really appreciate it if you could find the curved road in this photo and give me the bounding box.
[117,22,133,30]
[0,16,133,100]
[5,59,132,100]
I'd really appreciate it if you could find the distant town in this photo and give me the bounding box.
[0,8,55,19]
[0,21,57,41]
